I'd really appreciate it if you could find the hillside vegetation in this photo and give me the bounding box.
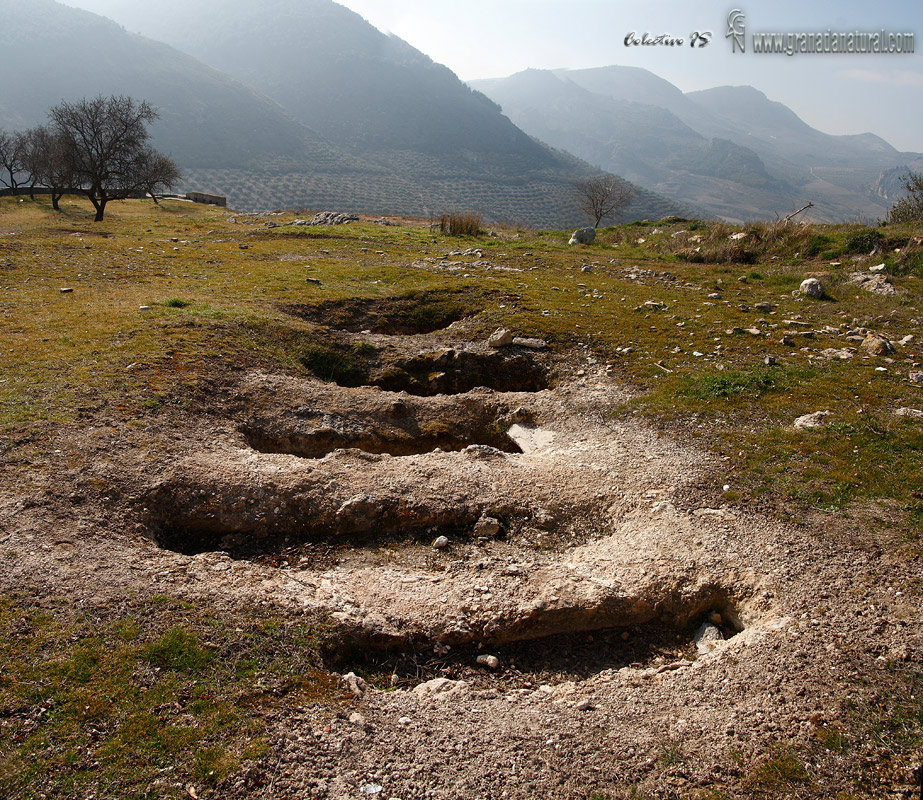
[1,196,923,798]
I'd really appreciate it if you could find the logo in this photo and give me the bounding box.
[727,9,746,52]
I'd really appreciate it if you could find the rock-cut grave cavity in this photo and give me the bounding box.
[282,290,482,335]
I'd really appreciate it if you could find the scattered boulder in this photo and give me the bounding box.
[754,302,775,312]
[487,328,514,348]
[849,272,899,296]
[910,372,923,384]
[895,408,923,419]
[818,348,854,360]
[861,334,895,357]
[432,535,449,549]
[793,411,831,430]
[568,227,596,245]
[310,211,360,225]
[799,278,825,299]
[694,622,724,655]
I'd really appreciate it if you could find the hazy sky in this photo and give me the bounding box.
[64,0,923,152]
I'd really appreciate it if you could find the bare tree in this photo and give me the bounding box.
[137,149,181,204]
[574,174,636,228]
[22,126,75,210]
[49,95,179,221]
[0,129,26,191]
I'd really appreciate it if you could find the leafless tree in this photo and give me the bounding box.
[574,174,636,228]
[137,149,181,204]
[22,126,76,210]
[49,95,179,221]
[0,129,27,191]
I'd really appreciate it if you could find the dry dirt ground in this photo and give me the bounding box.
[2,318,922,799]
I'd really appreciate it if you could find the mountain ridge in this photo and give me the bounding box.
[473,65,923,222]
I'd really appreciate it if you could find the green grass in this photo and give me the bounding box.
[0,594,340,799]
[1,194,922,536]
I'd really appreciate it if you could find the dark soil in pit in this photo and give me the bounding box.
[282,289,494,335]
[370,348,551,396]
[331,621,737,688]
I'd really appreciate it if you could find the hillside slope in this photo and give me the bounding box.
[474,65,923,223]
[30,0,692,224]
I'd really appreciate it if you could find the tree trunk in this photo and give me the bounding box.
[88,190,106,222]
[52,190,63,211]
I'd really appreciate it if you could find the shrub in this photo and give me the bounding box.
[844,228,882,254]
[888,171,923,223]
[438,211,482,237]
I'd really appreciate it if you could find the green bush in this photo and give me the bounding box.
[844,228,882,255]
[888,171,923,223]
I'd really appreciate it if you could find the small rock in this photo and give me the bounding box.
[694,622,724,655]
[575,699,593,711]
[707,292,722,300]
[899,334,915,346]
[341,672,367,698]
[728,231,747,241]
[306,277,322,285]
[909,372,923,384]
[512,337,548,350]
[861,334,895,357]
[819,348,853,360]
[476,654,500,670]
[799,278,825,299]
[432,535,450,549]
[349,712,365,725]
[360,784,383,796]
[487,328,514,348]
[870,263,887,272]
[755,302,775,312]
[473,516,500,538]
[59,287,73,293]
[763,355,776,366]
[568,227,595,245]
[781,335,795,347]
[139,305,151,311]
[895,407,923,419]
[238,243,248,250]
[793,410,831,430]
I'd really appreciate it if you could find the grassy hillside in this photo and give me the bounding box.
[1,194,921,523]
[1,196,923,796]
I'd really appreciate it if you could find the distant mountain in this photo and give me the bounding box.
[473,66,923,223]
[0,0,345,173]
[19,0,691,225]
